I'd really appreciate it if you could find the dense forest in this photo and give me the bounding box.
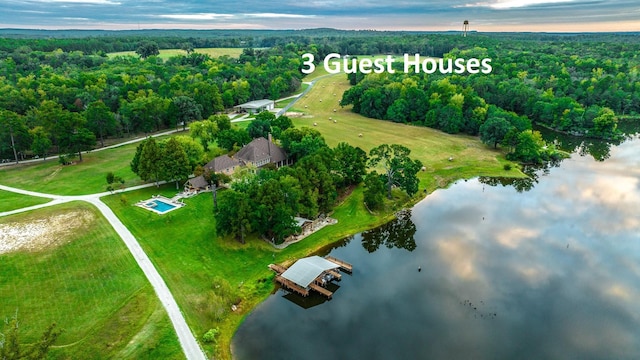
[1,30,639,164]
[340,34,640,162]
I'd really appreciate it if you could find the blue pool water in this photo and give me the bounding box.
[147,199,177,213]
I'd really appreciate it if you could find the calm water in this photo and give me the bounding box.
[233,135,640,360]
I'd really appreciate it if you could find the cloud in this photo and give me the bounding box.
[157,13,235,21]
[0,0,638,30]
[459,0,577,9]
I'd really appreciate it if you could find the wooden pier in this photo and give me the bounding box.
[268,263,287,275]
[309,283,333,299]
[274,275,309,297]
[325,256,353,273]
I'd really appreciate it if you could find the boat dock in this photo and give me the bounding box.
[326,256,353,272]
[268,255,352,299]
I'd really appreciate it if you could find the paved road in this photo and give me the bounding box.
[0,183,207,360]
[0,128,183,168]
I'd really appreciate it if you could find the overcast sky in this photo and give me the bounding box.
[0,0,638,32]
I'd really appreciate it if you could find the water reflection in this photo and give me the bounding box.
[233,137,640,360]
[361,209,417,253]
[535,124,635,162]
[479,158,562,192]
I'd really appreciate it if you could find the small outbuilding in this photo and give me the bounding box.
[184,175,209,192]
[234,99,275,114]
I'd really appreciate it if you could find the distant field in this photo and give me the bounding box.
[0,202,182,359]
[108,48,244,59]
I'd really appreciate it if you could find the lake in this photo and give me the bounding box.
[232,134,640,360]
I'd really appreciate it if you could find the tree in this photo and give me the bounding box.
[216,190,253,244]
[368,144,423,199]
[172,96,202,131]
[180,42,194,55]
[172,135,205,172]
[189,119,218,151]
[216,128,250,152]
[363,171,385,210]
[270,115,293,139]
[0,313,62,360]
[138,137,162,185]
[592,107,618,138]
[334,142,367,186]
[161,137,191,189]
[247,119,271,139]
[85,100,116,147]
[29,126,51,160]
[479,116,511,148]
[136,41,160,59]
[67,127,96,162]
[0,110,27,164]
[509,130,546,164]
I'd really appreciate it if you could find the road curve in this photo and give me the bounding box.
[0,183,207,360]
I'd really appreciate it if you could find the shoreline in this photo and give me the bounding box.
[223,168,524,359]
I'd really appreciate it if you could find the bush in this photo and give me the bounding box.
[503,164,512,171]
[202,328,219,344]
[58,155,70,165]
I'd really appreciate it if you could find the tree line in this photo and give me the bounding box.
[0,43,306,162]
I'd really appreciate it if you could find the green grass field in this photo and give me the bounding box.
[0,202,182,359]
[102,181,402,360]
[0,143,146,196]
[0,189,51,212]
[108,48,244,60]
[290,73,524,191]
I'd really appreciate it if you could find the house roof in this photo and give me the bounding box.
[281,256,340,288]
[186,175,208,189]
[236,99,274,109]
[235,137,287,165]
[205,154,240,172]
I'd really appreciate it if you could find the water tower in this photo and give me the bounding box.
[463,20,469,37]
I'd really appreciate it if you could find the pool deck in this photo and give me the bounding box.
[136,195,185,215]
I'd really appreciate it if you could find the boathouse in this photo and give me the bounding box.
[269,255,352,299]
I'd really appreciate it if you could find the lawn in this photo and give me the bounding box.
[0,189,51,212]
[0,201,182,359]
[108,48,244,60]
[102,182,403,360]
[0,142,147,196]
[290,73,525,192]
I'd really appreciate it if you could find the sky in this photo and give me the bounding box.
[0,0,638,32]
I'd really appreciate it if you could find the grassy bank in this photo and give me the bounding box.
[102,182,405,359]
[0,202,182,359]
[0,189,51,212]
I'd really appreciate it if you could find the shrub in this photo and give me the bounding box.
[503,164,512,171]
[202,328,219,344]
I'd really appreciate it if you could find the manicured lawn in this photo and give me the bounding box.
[108,48,245,60]
[0,143,145,196]
[0,202,182,359]
[102,183,403,360]
[0,189,51,212]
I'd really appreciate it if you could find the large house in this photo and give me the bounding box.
[204,154,241,175]
[185,135,289,192]
[235,136,289,168]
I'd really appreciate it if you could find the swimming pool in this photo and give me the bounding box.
[137,196,183,214]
